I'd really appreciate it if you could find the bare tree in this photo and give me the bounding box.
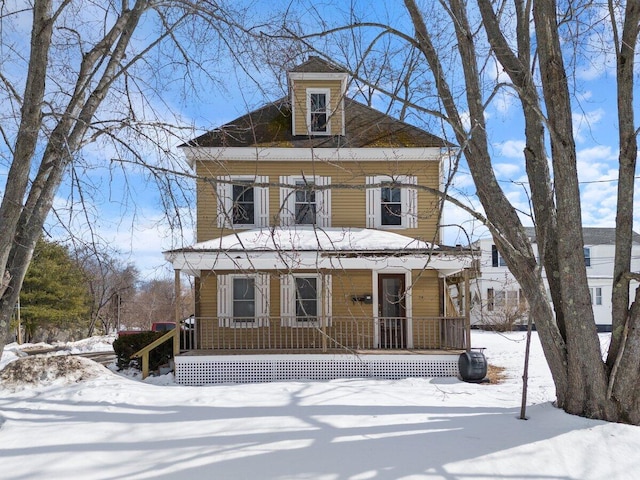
[75,246,138,335]
[121,278,193,331]
[0,1,260,355]
[271,0,640,422]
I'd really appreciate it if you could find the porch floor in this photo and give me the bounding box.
[179,348,463,356]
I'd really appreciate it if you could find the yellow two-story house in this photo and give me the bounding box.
[165,57,475,384]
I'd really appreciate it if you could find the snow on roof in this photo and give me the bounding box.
[187,227,437,253]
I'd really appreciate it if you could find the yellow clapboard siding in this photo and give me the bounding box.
[291,79,345,135]
[195,159,441,242]
[195,269,444,349]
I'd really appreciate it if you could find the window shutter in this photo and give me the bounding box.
[279,176,294,226]
[317,176,331,227]
[216,176,232,228]
[491,245,499,267]
[323,274,332,326]
[280,275,295,326]
[256,273,270,326]
[256,176,270,227]
[217,275,231,326]
[365,176,378,228]
[405,176,418,229]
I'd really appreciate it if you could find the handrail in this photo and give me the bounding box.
[183,315,467,351]
[131,329,178,379]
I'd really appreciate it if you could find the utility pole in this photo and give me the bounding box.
[16,298,22,344]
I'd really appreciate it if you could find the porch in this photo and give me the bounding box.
[174,316,467,384]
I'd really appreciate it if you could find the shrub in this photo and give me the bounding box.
[112,331,173,372]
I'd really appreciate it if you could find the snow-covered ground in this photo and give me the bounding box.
[1,331,639,479]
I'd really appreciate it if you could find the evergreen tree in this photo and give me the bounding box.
[20,239,90,342]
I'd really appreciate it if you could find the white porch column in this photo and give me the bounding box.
[174,269,181,354]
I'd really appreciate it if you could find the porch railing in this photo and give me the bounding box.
[182,316,467,352]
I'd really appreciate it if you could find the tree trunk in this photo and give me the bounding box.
[0,0,147,356]
[402,0,640,421]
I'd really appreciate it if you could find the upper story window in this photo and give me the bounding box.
[280,175,331,227]
[584,247,591,267]
[366,175,418,229]
[381,183,402,226]
[216,175,269,228]
[491,245,508,267]
[217,273,270,327]
[307,89,330,134]
[232,182,254,225]
[295,181,316,224]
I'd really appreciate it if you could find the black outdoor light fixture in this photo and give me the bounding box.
[352,294,373,304]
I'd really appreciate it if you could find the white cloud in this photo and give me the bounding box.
[573,108,605,143]
[576,145,617,183]
[493,162,522,178]
[498,140,526,159]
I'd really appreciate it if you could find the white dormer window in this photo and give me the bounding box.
[307,88,330,134]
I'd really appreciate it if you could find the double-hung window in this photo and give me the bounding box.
[281,274,332,327]
[232,182,254,225]
[307,89,330,134]
[280,176,331,227]
[217,274,270,327]
[295,181,316,224]
[584,247,591,267]
[295,277,318,320]
[589,287,603,306]
[491,245,508,267]
[487,289,523,311]
[380,182,402,226]
[216,175,269,228]
[366,175,418,229]
[232,277,255,320]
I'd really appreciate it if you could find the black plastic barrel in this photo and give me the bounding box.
[459,350,488,382]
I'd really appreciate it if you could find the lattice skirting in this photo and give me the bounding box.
[175,354,460,385]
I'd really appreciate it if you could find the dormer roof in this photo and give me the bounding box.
[289,56,348,74]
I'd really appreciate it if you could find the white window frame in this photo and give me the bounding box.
[217,273,270,327]
[491,245,508,267]
[280,273,332,327]
[279,175,331,227]
[306,88,331,135]
[590,287,603,306]
[216,175,269,228]
[487,288,523,311]
[584,247,591,267]
[366,175,418,229]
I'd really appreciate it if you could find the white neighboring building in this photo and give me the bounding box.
[471,227,640,331]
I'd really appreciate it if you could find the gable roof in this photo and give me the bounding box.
[524,227,640,245]
[183,97,452,149]
[289,55,348,74]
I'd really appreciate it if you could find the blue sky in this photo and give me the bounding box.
[1,1,637,279]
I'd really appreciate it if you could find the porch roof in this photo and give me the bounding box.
[164,227,473,276]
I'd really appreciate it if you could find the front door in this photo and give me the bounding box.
[378,274,407,348]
